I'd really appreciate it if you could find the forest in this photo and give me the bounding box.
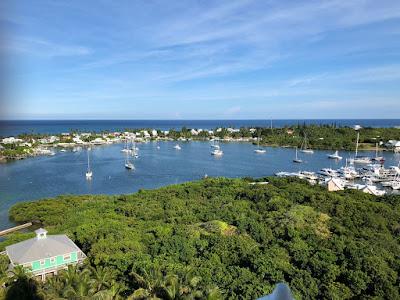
[0,177,399,299]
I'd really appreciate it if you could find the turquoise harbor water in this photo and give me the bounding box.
[0,140,399,230]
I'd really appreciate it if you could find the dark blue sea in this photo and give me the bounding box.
[1,119,400,137]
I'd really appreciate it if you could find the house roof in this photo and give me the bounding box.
[327,178,344,188]
[5,234,82,265]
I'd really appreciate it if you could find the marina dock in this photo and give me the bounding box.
[0,222,32,237]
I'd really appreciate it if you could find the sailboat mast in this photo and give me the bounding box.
[355,131,360,157]
[87,149,90,172]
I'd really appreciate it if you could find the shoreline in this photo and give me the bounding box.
[1,125,399,162]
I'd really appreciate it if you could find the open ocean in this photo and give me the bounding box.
[1,119,400,137]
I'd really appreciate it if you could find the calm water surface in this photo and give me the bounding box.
[0,141,399,229]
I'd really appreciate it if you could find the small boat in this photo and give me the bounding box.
[319,168,339,177]
[254,149,266,154]
[372,143,384,162]
[211,149,223,156]
[121,139,132,153]
[124,151,135,170]
[293,147,303,163]
[299,134,314,154]
[351,127,371,164]
[174,144,181,150]
[125,162,135,170]
[327,150,342,160]
[60,149,67,153]
[351,156,372,164]
[254,134,266,153]
[85,148,93,179]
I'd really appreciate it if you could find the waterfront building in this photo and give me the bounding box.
[326,178,344,191]
[5,228,86,281]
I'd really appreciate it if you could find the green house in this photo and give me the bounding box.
[5,228,86,280]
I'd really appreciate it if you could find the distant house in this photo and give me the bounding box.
[326,178,344,192]
[385,140,400,152]
[5,228,86,281]
[286,129,294,135]
[2,137,23,144]
[361,185,386,196]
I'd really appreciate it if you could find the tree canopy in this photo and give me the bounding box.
[1,177,399,299]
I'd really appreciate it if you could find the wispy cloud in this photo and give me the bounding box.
[2,37,91,57]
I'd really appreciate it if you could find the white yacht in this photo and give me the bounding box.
[319,168,339,177]
[174,144,181,150]
[338,160,358,179]
[327,150,342,160]
[85,148,93,179]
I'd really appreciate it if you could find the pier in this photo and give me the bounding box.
[0,222,32,237]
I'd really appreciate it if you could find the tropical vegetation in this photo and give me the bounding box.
[0,177,400,299]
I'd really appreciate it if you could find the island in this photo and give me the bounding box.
[1,124,400,162]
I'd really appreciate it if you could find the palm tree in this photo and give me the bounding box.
[92,281,124,300]
[129,266,166,299]
[90,266,116,292]
[39,276,66,299]
[58,265,95,299]
[6,265,41,300]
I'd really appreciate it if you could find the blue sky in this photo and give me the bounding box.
[1,0,400,120]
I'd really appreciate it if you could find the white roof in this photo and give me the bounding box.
[6,234,83,264]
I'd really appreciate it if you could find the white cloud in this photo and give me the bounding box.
[2,37,91,57]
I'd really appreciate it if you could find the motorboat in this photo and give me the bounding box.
[174,144,181,150]
[327,150,342,160]
[319,168,339,177]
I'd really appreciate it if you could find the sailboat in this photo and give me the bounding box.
[293,147,303,163]
[254,133,266,153]
[85,148,93,179]
[351,128,372,164]
[372,143,384,162]
[131,139,139,158]
[300,134,314,154]
[327,150,342,160]
[125,151,135,170]
[121,139,132,154]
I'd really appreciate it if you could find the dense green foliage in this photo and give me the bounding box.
[254,124,400,150]
[1,177,400,299]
